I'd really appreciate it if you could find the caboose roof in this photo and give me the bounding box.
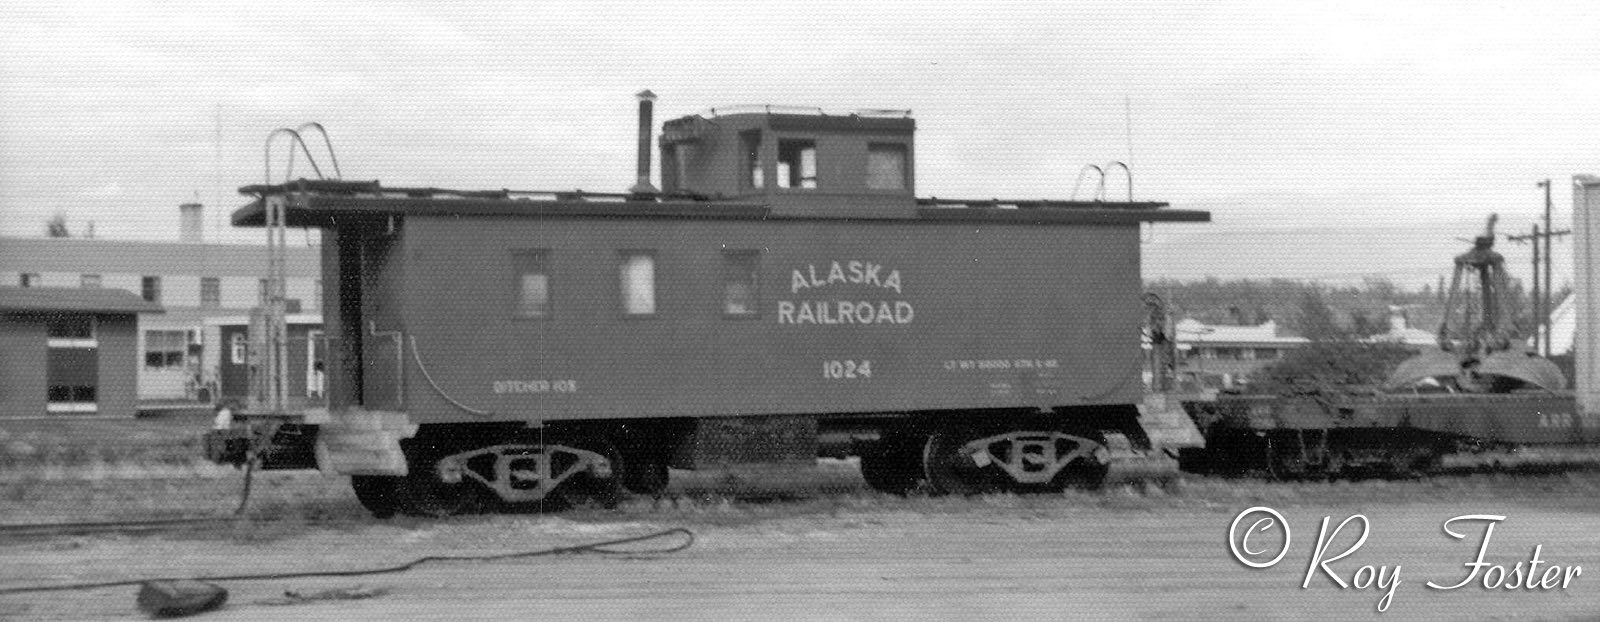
[231,179,1209,227]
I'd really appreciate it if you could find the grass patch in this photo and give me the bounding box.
[0,413,212,471]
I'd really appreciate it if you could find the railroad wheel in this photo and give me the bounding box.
[396,456,479,517]
[621,457,670,495]
[552,436,624,509]
[923,425,1006,495]
[859,432,925,495]
[350,475,402,519]
[1048,430,1109,492]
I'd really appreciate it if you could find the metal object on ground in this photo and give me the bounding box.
[136,580,228,618]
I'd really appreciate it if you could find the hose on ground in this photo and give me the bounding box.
[0,527,694,595]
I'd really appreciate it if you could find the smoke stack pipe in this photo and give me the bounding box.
[179,202,204,244]
[630,90,659,196]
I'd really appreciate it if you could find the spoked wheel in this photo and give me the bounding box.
[859,431,925,495]
[923,425,1007,495]
[350,475,401,519]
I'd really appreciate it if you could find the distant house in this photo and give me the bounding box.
[0,286,162,418]
[0,203,321,406]
[1170,311,1439,391]
[1543,293,1576,355]
[1368,309,1439,348]
[1173,318,1309,389]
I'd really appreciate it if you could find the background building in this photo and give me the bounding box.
[1173,318,1309,389]
[0,203,321,407]
[0,287,161,418]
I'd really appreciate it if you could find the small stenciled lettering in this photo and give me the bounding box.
[493,379,578,394]
[943,359,1059,371]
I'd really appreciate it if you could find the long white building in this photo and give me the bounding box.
[0,203,320,404]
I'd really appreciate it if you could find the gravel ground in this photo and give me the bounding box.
[6,465,1600,620]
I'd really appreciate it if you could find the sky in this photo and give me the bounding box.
[2,0,1597,288]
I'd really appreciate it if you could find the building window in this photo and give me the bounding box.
[777,139,817,189]
[867,143,909,190]
[80,274,101,288]
[144,330,187,369]
[1255,348,1280,360]
[19,273,40,287]
[230,333,248,365]
[619,252,656,316]
[741,130,763,189]
[141,276,161,303]
[200,277,221,309]
[722,250,760,317]
[512,250,552,319]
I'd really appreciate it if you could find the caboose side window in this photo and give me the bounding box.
[620,252,656,316]
[867,143,908,190]
[722,250,760,317]
[777,139,817,189]
[512,250,552,319]
[741,130,763,189]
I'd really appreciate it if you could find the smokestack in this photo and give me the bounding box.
[629,90,659,196]
[179,202,204,243]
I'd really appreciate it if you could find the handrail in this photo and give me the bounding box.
[264,128,324,185]
[1071,164,1104,201]
[1103,160,1133,202]
[293,122,342,180]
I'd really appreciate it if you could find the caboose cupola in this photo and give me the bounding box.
[659,106,917,218]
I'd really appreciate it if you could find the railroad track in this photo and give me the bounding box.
[0,516,363,540]
[0,517,245,539]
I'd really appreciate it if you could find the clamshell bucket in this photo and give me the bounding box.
[1479,350,1567,391]
[1386,350,1466,389]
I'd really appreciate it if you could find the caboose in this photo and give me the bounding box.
[212,94,1210,516]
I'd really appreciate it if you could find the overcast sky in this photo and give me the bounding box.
[2,1,1597,287]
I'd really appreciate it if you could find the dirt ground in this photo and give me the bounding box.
[6,467,1600,621]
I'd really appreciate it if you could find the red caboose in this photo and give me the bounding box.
[219,96,1209,516]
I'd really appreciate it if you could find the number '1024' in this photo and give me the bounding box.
[824,360,872,379]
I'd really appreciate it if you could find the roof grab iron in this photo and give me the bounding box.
[264,124,342,186]
[1071,162,1134,202]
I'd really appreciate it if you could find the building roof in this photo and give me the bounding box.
[0,236,319,277]
[1174,318,1310,348]
[0,286,164,314]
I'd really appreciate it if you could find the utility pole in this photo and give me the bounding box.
[1510,182,1572,357]
[1539,179,1554,356]
[1533,224,1542,355]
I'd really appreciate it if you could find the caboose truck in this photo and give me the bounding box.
[207,93,1211,517]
